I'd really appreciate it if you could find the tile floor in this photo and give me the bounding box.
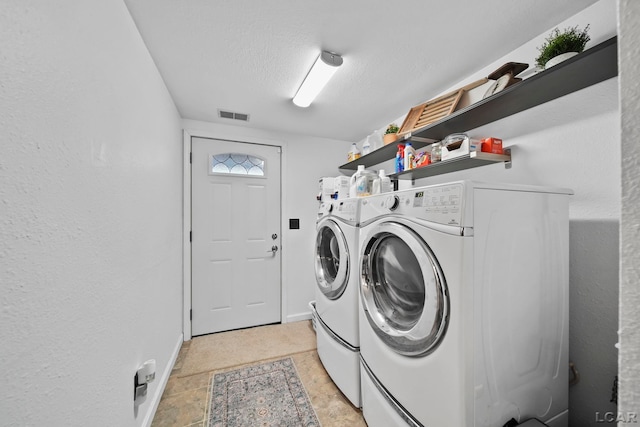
[151,320,367,427]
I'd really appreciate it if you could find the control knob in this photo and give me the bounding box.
[326,203,334,213]
[385,195,400,211]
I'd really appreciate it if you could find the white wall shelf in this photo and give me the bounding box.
[392,149,512,180]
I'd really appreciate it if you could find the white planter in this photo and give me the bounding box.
[545,52,579,69]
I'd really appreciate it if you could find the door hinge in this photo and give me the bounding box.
[190,309,192,320]
[189,152,192,164]
[189,231,192,242]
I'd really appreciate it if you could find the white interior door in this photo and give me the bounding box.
[191,137,281,336]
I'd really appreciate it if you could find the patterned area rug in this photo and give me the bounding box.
[180,321,317,377]
[208,357,321,427]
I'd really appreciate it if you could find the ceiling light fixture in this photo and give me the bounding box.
[292,51,343,108]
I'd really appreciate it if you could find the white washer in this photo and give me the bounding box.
[313,197,361,407]
[358,181,571,427]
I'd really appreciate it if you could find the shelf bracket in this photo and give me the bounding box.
[503,148,512,169]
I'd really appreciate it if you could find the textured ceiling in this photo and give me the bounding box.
[124,0,598,142]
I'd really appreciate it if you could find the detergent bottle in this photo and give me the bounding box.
[372,174,381,195]
[349,165,364,198]
[347,143,361,162]
[378,169,392,193]
[350,165,376,198]
[404,142,416,171]
[372,169,392,195]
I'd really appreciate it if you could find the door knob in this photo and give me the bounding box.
[267,245,278,254]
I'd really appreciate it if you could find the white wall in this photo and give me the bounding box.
[619,0,640,422]
[182,119,351,324]
[368,1,620,424]
[0,2,183,426]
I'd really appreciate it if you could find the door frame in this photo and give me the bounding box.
[182,128,289,341]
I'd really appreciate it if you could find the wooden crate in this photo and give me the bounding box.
[398,78,488,137]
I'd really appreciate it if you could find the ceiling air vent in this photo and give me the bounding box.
[218,110,250,122]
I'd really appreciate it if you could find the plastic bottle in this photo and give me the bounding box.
[349,165,363,198]
[355,173,368,197]
[362,136,371,156]
[372,175,381,195]
[350,165,377,198]
[395,144,405,174]
[378,169,392,193]
[348,143,361,162]
[404,142,416,171]
[373,170,391,194]
[371,130,383,151]
[358,169,377,197]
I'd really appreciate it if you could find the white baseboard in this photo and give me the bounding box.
[141,333,184,427]
[286,311,313,323]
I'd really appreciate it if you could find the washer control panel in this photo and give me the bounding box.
[384,183,464,226]
[336,199,359,222]
[318,199,359,223]
[360,182,468,227]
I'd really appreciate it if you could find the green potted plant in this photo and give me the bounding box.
[536,24,591,69]
[383,123,400,145]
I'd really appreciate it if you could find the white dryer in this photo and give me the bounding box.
[358,181,571,427]
[313,197,361,407]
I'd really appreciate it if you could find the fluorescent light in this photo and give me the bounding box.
[293,51,343,108]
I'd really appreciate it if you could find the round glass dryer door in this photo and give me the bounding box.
[315,219,349,300]
[360,222,449,356]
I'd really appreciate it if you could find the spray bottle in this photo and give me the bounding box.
[395,144,405,174]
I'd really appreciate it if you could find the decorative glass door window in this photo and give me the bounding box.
[209,153,265,176]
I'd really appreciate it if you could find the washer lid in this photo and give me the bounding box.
[315,219,349,300]
[360,222,449,356]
